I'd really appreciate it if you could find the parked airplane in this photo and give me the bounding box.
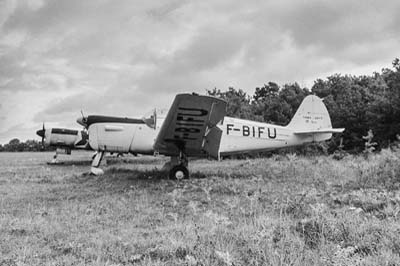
[77,93,344,178]
[36,124,89,163]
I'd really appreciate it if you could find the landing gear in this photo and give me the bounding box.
[162,152,189,180]
[48,148,70,164]
[51,153,58,164]
[169,165,189,180]
[91,151,105,175]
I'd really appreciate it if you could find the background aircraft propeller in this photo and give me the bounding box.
[36,123,45,150]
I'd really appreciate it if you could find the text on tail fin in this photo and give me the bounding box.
[287,95,332,132]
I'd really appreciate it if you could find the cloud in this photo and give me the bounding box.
[171,27,246,73]
[0,123,24,135]
[265,0,400,64]
[32,86,174,125]
[0,123,38,144]
[147,0,187,19]
[0,103,4,124]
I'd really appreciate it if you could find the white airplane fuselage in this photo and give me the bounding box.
[219,116,331,155]
[87,116,331,156]
[88,122,158,155]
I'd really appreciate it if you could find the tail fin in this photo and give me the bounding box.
[287,95,344,135]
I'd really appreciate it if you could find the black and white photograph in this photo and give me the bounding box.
[1,0,400,265]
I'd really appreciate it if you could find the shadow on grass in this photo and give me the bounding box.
[44,156,167,168]
[106,167,208,180]
[46,160,92,166]
[105,156,166,165]
[107,167,169,180]
[56,166,211,201]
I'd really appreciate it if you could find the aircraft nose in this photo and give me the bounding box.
[36,129,45,138]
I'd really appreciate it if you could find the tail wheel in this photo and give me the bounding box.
[169,165,189,180]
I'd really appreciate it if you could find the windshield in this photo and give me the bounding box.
[142,108,169,129]
[142,109,156,129]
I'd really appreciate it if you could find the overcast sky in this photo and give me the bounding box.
[0,0,399,144]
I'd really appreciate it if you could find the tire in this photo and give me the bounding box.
[169,165,189,180]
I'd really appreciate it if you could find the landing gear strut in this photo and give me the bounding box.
[51,153,58,164]
[91,151,105,175]
[163,152,189,180]
[48,148,71,164]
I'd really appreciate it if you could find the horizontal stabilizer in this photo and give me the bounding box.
[294,128,345,135]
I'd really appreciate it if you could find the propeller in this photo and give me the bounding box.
[36,123,46,150]
[77,110,88,128]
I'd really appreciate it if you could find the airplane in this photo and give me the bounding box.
[36,124,89,163]
[76,93,344,178]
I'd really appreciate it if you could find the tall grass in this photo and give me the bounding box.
[1,150,400,265]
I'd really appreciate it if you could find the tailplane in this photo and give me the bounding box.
[287,95,344,136]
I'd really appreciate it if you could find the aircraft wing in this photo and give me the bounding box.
[154,93,227,159]
[294,128,345,134]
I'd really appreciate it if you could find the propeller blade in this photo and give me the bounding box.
[77,110,88,128]
[36,123,45,150]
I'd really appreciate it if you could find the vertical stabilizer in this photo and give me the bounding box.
[287,95,341,134]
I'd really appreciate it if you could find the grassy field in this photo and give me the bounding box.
[1,150,400,266]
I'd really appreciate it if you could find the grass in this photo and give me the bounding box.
[1,150,400,265]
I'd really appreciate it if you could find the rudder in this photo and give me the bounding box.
[287,95,333,132]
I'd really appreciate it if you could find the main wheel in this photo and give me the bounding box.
[169,165,189,180]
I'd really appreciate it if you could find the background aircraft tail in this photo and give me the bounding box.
[287,95,344,138]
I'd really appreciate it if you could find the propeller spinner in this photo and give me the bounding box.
[77,110,88,128]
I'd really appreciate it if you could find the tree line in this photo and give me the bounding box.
[208,58,400,153]
[0,138,55,152]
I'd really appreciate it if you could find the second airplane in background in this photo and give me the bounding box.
[36,124,89,163]
[77,93,344,178]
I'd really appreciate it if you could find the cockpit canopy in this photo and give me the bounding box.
[142,108,168,129]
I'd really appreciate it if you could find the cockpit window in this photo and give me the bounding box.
[142,109,156,129]
[142,108,170,129]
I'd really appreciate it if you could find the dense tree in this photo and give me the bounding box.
[207,87,255,120]
[309,59,400,151]
[311,75,373,151]
[373,59,400,145]
[252,82,286,124]
[278,83,310,123]
[0,139,53,152]
[251,82,310,125]
[253,82,280,101]
[7,138,23,152]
